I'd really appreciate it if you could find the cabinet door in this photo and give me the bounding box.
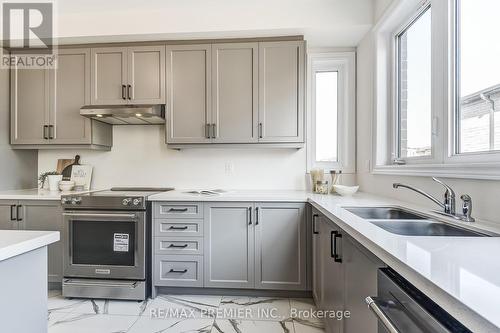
[51,48,92,144]
[211,43,258,143]
[166,44,212,144]
[312,210,323,307]
[11,67,50,144]
[204,202,254,288]
[321,219,344,333]
[254,203,306,290]
[0,201,19,230]
[343,236,381,333]
[91,47,128,105]
[258,41,304,143]
[127,46,165,104]
[20,201,63,283]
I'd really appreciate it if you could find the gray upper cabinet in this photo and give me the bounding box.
[91,47,128,105]
[51,48,92,144]
[127,46,165,104]
[166,44,212,144]
[258,41,304,143]
[91,45,165,105]
[204,202,255,289]
[11,68,51,145]
[211,43,258,143]
[11,48,112,149]
[254,203,306,290]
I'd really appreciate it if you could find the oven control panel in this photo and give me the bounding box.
[122,197,142,206]
[61,197,82,205]
[61,194,147,210]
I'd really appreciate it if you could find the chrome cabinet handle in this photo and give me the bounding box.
[169,269,188,273]
[122,85,127,100]
[127,84,132,100]
[48,125,54,139]
[168,226,188,230]
[168,244,188,248]
[205,124,211,139]
[366,297,400,333]
[312,214,319,234]
[10,205,17,221]
[211,124,217,138]
[43,125,49,140]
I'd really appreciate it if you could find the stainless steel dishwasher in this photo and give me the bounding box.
[366,268,471,333]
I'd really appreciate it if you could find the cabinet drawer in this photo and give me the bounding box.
[154,255,203,287]
[155,203,203,219]
[155,219,203,237]
[155,237,204,255]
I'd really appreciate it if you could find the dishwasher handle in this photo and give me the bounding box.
[366,296,400,333]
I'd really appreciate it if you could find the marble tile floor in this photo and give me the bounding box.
[47,290,325,333]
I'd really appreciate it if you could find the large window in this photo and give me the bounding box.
[373,0,500,179]
[396,7,432,159]
[456,0,500,154]
[307,52,355,173]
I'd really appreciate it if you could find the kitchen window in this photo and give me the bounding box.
[307,51,355,173]
[373,0,500,179]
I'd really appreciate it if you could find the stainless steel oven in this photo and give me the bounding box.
[63,210,145,280]
[61,188,173,300]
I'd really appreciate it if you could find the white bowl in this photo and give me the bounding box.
[333,185,359,196]
[59,181,75,192]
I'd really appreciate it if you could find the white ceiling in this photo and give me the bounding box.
[54,0,375,47]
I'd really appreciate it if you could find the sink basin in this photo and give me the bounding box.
[345,207,425,220]
[369,220,487,237]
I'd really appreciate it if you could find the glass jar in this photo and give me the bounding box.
[316,180,329,194]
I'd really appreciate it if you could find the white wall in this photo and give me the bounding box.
[37,126,310,190]
[54,0,374,47]
[356,31,500,223]
[0,69,37,190]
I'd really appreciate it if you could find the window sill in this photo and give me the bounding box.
[372,163,500,180]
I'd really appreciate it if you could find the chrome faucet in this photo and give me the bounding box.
[393,177,474,222]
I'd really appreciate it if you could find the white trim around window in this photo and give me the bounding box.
[306,51,356,174]
[371,0,500,180]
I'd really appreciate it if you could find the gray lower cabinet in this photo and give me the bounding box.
[204,202,255,289]
[0,200,63,283]
[154,254,203,287]
[254,202,306,290]
[311,208,383,333]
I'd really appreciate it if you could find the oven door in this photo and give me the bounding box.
[63,211,145,280]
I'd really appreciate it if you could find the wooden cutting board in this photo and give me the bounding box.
[56,159,74,174]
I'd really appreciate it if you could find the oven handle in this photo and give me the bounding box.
[366,297,400,333]
[63,213,137,219]
[63,279,140,288]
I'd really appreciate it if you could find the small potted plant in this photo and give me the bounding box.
[38,171,61,190]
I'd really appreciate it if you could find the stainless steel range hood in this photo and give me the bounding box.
[80,105,165,125]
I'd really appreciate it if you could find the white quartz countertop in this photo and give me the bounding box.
[151,189,500,331]
[0,188,89,201]
[0,230,60,262]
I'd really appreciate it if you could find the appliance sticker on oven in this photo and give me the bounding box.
[113,233,129,252]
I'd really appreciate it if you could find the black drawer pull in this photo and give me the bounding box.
[168,244,188,248]
[332,231,342,263]
[10,205,17,221]
[312,214,319,234]
[168,226,188,230]
[168,208,189,212]
[169,269,188,274]
[16,205,23,222]
[121,85,126,100]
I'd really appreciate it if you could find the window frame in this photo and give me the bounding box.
[306,51,356,174]
[372,0,500,180]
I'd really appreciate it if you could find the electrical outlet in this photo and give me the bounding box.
[225,162,234,175]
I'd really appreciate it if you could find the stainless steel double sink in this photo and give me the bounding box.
[344,207,490,237]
